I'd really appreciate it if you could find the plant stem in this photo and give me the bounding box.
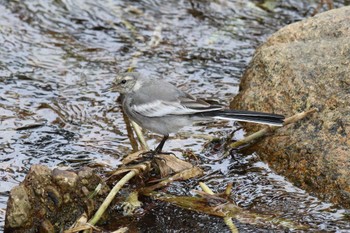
[88,171,137,226]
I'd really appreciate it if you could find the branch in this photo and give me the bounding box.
[88,170,137,226]
[227,108,317,150]
[131,121,149,151]
[199,182,238,233]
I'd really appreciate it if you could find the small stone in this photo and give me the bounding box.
[46,186,62,208]
[39,219,55,233]
[81,186,90,196]
[78,167,95,185]
[63,193,71,203]
[52,169,78,191]
[78,167,94,179]
[25,165,52,196]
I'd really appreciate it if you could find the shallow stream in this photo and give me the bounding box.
[1,0,350,232]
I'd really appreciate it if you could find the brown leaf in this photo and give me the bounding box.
[154,154,194,178]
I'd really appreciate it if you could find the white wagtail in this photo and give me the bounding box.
[108,72,284,154]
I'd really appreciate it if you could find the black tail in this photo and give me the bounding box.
[203,110,285,126]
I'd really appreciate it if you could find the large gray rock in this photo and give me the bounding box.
[230,7,350,207]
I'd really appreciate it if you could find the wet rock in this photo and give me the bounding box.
[5,165,108,232]
[24,164,52,197]
[5,185,32,229]
[39,219,54,233]
[230,7,350,207]
[78,167,100,186]
[46,186,62,208]
[52,168,78,191]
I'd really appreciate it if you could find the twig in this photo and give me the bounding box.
[111,227,129,233]
[121,107,139,151]
[199,182,214,195]
[88,183,103,199]
[141,166,203,193]
[228,127,271,149]
[224,183,233,197]
[199,182,239,233]
[311,0,334,16]
[227,108,317,150]
[87,171,137,226]
[283,108,317,125]
[68,185,102,232]
[224,217,239,233]
[131,121,149,151]
[65,223,101,233]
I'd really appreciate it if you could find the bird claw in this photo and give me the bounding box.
[140,150,157,160]
[141,150,175,159]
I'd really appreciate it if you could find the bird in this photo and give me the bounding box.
[107,72,284,154]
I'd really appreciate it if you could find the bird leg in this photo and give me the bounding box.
[140,135,172,161]
[154,135,169,154]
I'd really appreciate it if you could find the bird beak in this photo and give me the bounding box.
[101,85,111,93]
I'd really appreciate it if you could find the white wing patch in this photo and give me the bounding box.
[132,100,211,117]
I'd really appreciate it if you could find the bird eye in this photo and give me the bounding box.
[120,80,127,84]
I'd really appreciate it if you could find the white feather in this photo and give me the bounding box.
[213,116,283,126]
[132,100,206,117]
[132,80,142,91]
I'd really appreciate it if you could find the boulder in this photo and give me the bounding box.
[230,7,350,207]
[5,165,108,232]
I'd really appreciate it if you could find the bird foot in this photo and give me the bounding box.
[126,150,174,165]
[141,150,175,159]
[140,150,157,160]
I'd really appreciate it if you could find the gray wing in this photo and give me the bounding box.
[129,80,223,117]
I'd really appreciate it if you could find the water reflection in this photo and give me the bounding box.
[0,0,349,231]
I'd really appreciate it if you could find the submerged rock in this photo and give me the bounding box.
[231,7,350,207]
[5,164,108,232]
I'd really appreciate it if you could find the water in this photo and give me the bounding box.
[0,0,349,232]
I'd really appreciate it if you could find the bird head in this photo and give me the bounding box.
[108,72,141,94]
